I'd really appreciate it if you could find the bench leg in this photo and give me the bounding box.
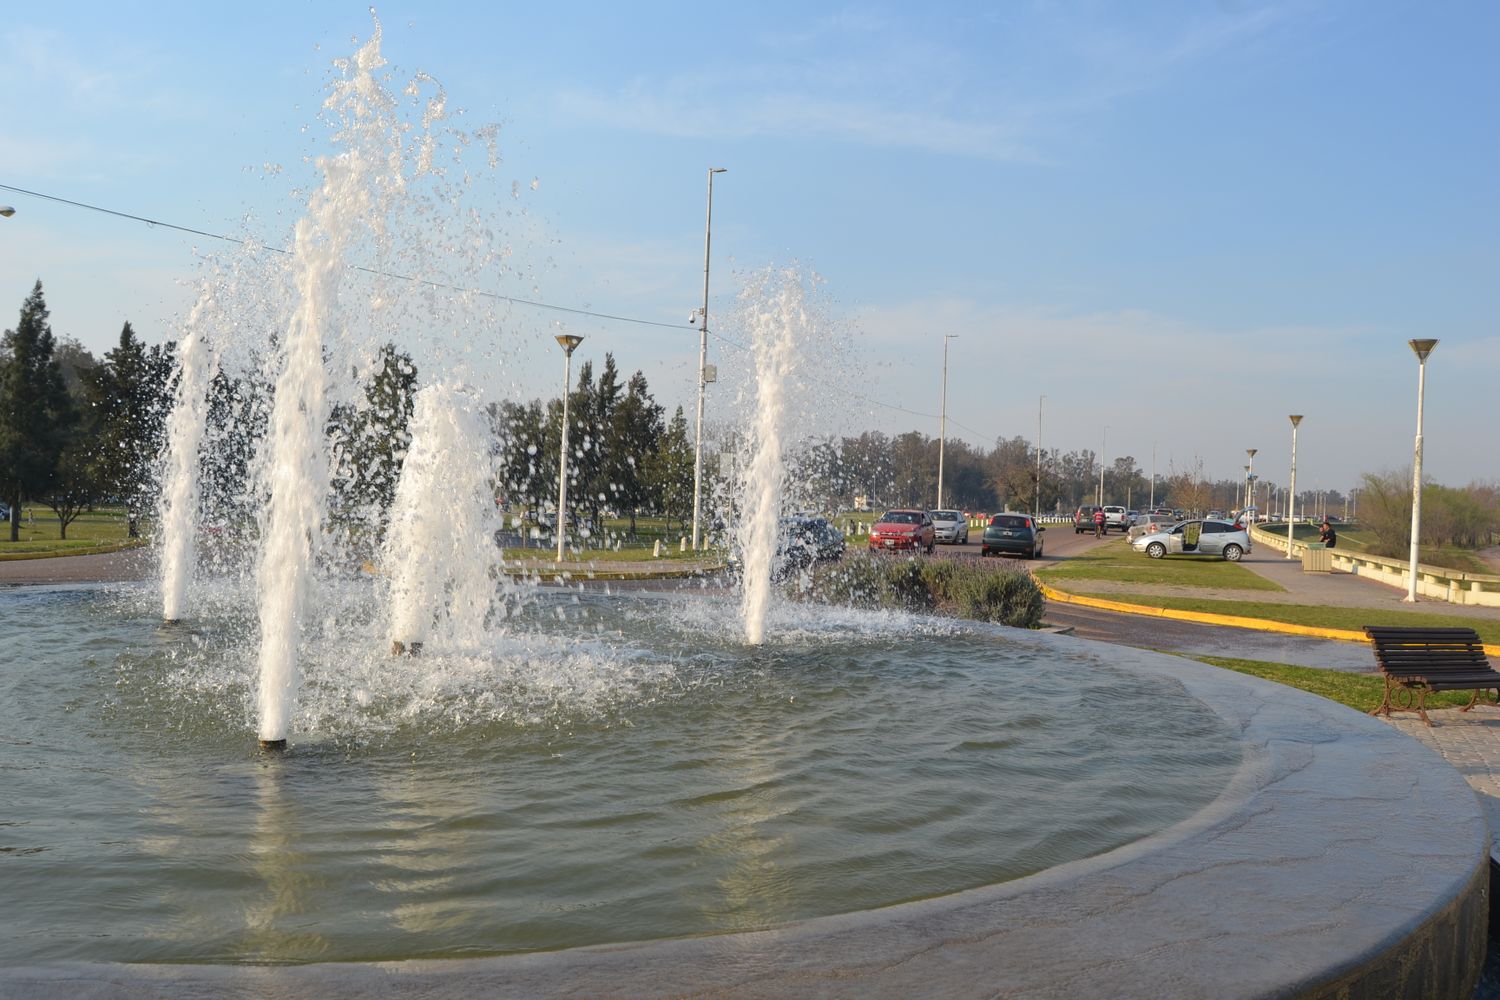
[1369,677,1395,719]
[1416,687,1433,727]
[1459,688,1500,714]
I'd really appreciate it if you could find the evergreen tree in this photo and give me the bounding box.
[329,344,418,533]
[647,405,694,533]
[606,370,663,534]
[84,322,176,537]
[0,281,76,541]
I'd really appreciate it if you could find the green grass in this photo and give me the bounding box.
[1190,654,1479,714]
[1081,591,1500,645]
[0,506,142,556]
[1035,538,1284,592]
[502,543,716,563]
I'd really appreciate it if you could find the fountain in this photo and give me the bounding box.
[0,18,1488,999]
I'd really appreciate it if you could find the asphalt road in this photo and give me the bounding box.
[925,521,1376,673]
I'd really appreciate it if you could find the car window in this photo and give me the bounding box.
[934,511,961,520]
[992,515,1030,529]
[882,511,918,524]
[1201,522,1224,534]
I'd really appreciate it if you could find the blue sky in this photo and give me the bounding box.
[1,1,1495,494]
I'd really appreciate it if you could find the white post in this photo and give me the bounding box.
[691,167,727,551]
[938,334,957,510]
[1035,394,1045,518]
[1285,415,1302,559]
[1097,426,1107,505]
[1405,339,1437,601]
[1245,448,1257,513]
[555,334,583,562]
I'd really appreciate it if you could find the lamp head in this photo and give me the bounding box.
[1289,414,1303,428]
[555,334,584,355]
[1408,338,1438,362]
[0,206,14,218]
[1247,448,1257,459]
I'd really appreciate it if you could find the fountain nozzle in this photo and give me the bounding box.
[390,640,423,657]
[258,738,288,751]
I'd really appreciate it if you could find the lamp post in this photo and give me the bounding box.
[1097,427,1108,505]
[937,334,957,510]
[690,167,727,551]
[1150,443,1156,509]
[1405,339,1438,602]
[1035,394,1045,518]
[1285,415,1302,559]
[554,334,584,563]
[1245,448,1257,512]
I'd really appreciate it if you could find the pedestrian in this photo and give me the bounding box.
[1093,507,1106,539]
[1319,520,1338,548]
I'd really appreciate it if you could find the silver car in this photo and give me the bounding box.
[930,510,969,545]
[1127,512,1177,541]
[1131,519,1251,561]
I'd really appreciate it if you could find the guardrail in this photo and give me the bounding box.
[1250,523,1500,608]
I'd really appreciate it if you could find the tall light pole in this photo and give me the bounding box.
[1035,394,1045,518]
[554,334,584,563]
[1097,426,1108,505]
[1150,442,1156,509]
[1245,448,1257,512]
[937,334,957,510]
[1405,339,1438,602]
[690,166,727,551]
[1285,415,1302,559]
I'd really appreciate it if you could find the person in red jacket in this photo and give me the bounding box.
[1093,507,1106,539]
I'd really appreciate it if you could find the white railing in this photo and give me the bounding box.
[1250,523,1500,608]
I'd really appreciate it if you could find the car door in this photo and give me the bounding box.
[1197,521,1225,556]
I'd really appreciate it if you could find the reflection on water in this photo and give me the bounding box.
[0,584,1240,964]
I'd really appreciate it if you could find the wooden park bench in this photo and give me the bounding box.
[1365,625,1500,726]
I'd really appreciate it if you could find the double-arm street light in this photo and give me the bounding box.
[1245,448,1257,513]
[937,334,958,510]
[690,167,727,551]
[1285,415,1303,559]
[1405,339,1438,602]
[554,334,584,563]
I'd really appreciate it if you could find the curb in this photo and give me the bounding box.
[1037,581,1500,657]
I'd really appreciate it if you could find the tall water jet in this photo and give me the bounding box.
[255,26,399,747]
[383,381,503,654]
[157,292,222,623]
[735,268,809,645]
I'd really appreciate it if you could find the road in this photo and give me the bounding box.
[925,520,1375,672]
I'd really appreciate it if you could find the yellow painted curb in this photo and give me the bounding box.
[1039,581,1500,656]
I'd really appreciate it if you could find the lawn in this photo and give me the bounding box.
[0,506,142,556]
[1189,654,1480,714]
[1035,538,1284,592]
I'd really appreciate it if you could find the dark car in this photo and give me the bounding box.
[1074,505,1104,534]
[868,509,935,553]
[778,516,846,569]
[982,513,1045,559]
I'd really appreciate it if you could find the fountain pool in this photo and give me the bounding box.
[3,583,1237,964]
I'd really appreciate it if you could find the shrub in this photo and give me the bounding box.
[802,553,1043,629]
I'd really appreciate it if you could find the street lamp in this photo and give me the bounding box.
[1245,448,1257,512]
[1285,415,1302,559]
[554,334,584,563]
[690,167,727,551]
[1035,394,1045,518]
[0,206,15,218]
[1405,339,1438,602]
[1097,426,1108,505]
[937,334,958,510]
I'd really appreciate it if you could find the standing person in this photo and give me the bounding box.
[1319,520,1338,548]
[1093,507,1106,539]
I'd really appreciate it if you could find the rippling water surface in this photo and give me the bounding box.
[1,583,1239,964]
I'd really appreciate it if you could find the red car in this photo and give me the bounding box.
[868,509,936,553]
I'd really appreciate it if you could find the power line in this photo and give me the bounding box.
[0,182,688,332]
[3,180,994,441]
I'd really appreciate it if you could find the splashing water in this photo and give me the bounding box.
[383,382,504,653]
[735,268,811,645]
[158,292,223,622]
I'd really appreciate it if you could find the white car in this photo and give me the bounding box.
[1131,519,1252,562]
[930,510,969,545]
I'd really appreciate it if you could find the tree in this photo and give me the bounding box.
[605,371,663,534]
[84,322,176,537]
[0,281,76,541]
[329,344,418,533]
[647,406,694,532]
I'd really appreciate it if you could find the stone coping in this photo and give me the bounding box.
[5,630,1488,999]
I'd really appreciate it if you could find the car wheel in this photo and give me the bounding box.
[1146,541,1166,560]
[1223,544,1243,562]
